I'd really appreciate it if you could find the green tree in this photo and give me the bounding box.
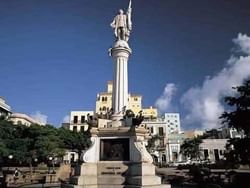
[0,119,15,160]
[221,79,250,165]
[59,128,91,163]
[221,79,250,136]
[0,120,66,166]
[180,136,203,161]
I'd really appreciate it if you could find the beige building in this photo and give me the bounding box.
[9,113,45,126]
[184,130,204,139]
[200,139,227,162]
[95,81,157,118]
[69,111,94,132]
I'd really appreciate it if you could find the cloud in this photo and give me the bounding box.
[30,111,48,125]
[62,115,70,123]
[181,33,250,130]
[155,83,177,112]
[233,33,250,54]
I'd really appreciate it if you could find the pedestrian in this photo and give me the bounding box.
[13,168,20,184]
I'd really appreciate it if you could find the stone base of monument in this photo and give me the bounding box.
[62,162,170,188]
[62,127,170,188]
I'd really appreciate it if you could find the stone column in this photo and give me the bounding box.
[110,40,132,127]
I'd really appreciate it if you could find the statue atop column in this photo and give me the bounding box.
[110,0,132,42]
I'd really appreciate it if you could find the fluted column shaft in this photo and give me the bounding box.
[111,46,131,115]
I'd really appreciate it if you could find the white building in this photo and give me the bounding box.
[0,97,11,118]
[220,127,245,139]
[165,113,181,133]
[69,111,94,132]
[143,115,183,165]
[142,118,168,165]
[166,133,186,163]
[9,113,45,126]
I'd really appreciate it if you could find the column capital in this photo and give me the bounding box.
[111,40,132,58]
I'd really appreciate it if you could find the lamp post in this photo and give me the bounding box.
[33,158,38,173]
[48,157,55,174]
[8,155,13,171]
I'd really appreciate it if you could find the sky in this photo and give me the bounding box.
[1,0,250,130]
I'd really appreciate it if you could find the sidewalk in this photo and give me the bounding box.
[8,182,60,188]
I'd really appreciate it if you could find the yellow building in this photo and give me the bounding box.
[96,81,113,114]
[95,81,157,118]
[142,106,158,120]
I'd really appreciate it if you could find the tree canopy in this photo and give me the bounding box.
[180,136,203,161]
[0,119,91,165]
[221,79,250,165]
[221,79,250,136]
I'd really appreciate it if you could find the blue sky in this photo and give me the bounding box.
[1,0,250,129]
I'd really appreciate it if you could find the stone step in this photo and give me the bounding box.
[127,175,162,186]
[71,175,97,185]
[62,184,170,188]
[98,175,126,185]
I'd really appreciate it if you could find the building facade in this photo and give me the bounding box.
[200,139,228,162]
[166,133,186,163]
[9,113,45,126]
[142,106,158,120]
[69,111,94,132]
[0,97,11,118]
[95,81,157,117]
[165,113,181,133]
[143,118,167,165]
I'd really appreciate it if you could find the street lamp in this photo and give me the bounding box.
[8,155,13,171]
[33,158,38,173]
[48,157,55,174]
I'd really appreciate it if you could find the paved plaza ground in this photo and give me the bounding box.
[2,167,250,188]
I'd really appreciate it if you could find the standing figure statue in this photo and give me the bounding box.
[110,0,132,42]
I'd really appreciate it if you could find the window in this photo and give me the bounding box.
[73,126,77,132]
[214,149,220,161]
[89,115,93,120]
[159,139,164,147]
[80,126,85,132]
[150,127,154,134]
[73,116,78,124]
[159,127,164,136]
[204,149,209,159]
[219,150,223,155]
[134,97,138,101]
[81,116,85,123]
[162,155,166,162]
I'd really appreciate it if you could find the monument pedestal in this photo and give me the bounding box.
[62,127,170,188]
